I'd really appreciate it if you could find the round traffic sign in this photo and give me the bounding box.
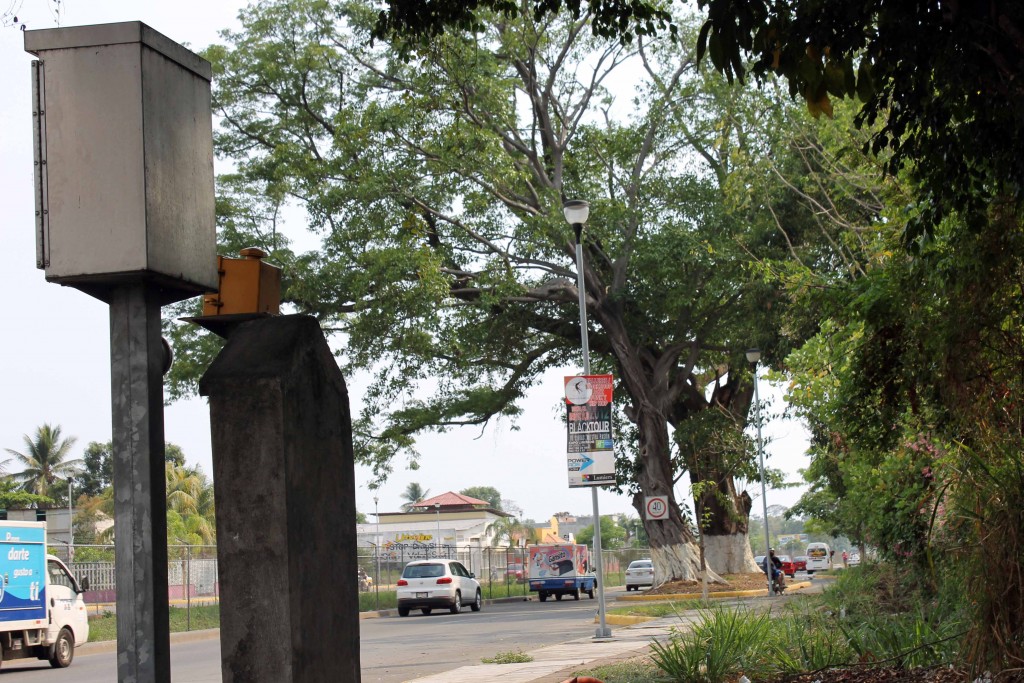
[645,496,668,520]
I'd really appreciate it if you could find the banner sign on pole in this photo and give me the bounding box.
[565,374,616,487]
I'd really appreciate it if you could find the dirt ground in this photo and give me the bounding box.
[644,572,781,595]
[778,666,967,683]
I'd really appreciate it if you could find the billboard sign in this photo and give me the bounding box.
[565,374,616,487]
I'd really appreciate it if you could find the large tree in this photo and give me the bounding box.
[173,0,820,582]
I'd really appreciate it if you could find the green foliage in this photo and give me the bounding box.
[459,486,502,509]
[88,605,222,643]
[78,442,112,498]
[649,564,969,682]
[575,515,626,549]
[0,479,52,510]
[650,606,774,683]
[399,483,430,511]
[166,462,216,546]
[4,424,83,499]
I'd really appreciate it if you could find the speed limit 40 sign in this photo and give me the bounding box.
[645,496,669,521]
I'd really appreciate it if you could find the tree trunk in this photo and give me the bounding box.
[684,370,762,575]
[696,474,762,573]
[630,405,725,585]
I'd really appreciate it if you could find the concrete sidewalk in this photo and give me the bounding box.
[404,580,820,683]
[404,615,689,683]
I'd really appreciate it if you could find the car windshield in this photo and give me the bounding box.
[628,561,652,569]
[403,563,445,579]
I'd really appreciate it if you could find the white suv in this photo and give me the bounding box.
[625,559,654,591]
[397,559,483,617]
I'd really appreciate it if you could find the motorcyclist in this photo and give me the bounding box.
[762,548,785,591]
[357,567,371,591]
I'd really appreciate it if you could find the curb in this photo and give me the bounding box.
[78,627,221,656]
[615,581,812,602]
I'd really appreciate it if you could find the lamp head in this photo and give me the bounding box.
[562,199,590,226]
[745,348,761,364]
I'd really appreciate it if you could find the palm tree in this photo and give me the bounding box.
[400,482,430,511]
[165,463,216,545]
[5,424,82,500]
[485,517,529,548]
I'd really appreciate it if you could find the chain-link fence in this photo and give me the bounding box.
[51,543,653,617]
[355,544,653,599]
[49,544,220,617]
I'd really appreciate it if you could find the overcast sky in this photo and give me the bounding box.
[0,0,810,525]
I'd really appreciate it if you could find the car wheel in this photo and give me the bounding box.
[398,605,410,617]
[573,589,580,600]
[555,593,562,601]
[471,589,482,612]
[538,592,547,602]
[49,628,74,668]
[421,608,432,615]
[588,588,594,599]
[626,585,633,592]
[450,591,462,614]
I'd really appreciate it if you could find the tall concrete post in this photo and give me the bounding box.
[109,284,171,683]
[200,315,360,683]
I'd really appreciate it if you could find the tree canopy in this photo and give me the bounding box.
[374,0,1024,241]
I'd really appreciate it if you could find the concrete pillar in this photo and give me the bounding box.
[200,315,359,682]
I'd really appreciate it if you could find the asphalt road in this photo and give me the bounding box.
[0,591,618,682]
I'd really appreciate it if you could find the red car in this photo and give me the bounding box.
[793,556,808,573]
[777,555,797,577]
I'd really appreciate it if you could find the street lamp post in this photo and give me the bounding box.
[67,476,74,563]
[434,503,441,558]
[563,199,611,640]
[747,347,773,596]
[373,496,380,610]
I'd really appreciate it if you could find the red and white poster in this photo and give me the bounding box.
[564,374,616,487]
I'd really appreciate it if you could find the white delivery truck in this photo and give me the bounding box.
[527,544,596,602]
[804,542,832,574]
[0,521,89,669]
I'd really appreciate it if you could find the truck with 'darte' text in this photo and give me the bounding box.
[0,521,89,669]
[527,544,596,602]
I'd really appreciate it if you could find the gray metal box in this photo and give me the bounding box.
[25,22,218,304]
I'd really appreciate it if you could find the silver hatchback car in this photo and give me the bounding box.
[624,559,654,591]
[397,559,483,617]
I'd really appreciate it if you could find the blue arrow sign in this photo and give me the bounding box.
[579,455,594,471]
